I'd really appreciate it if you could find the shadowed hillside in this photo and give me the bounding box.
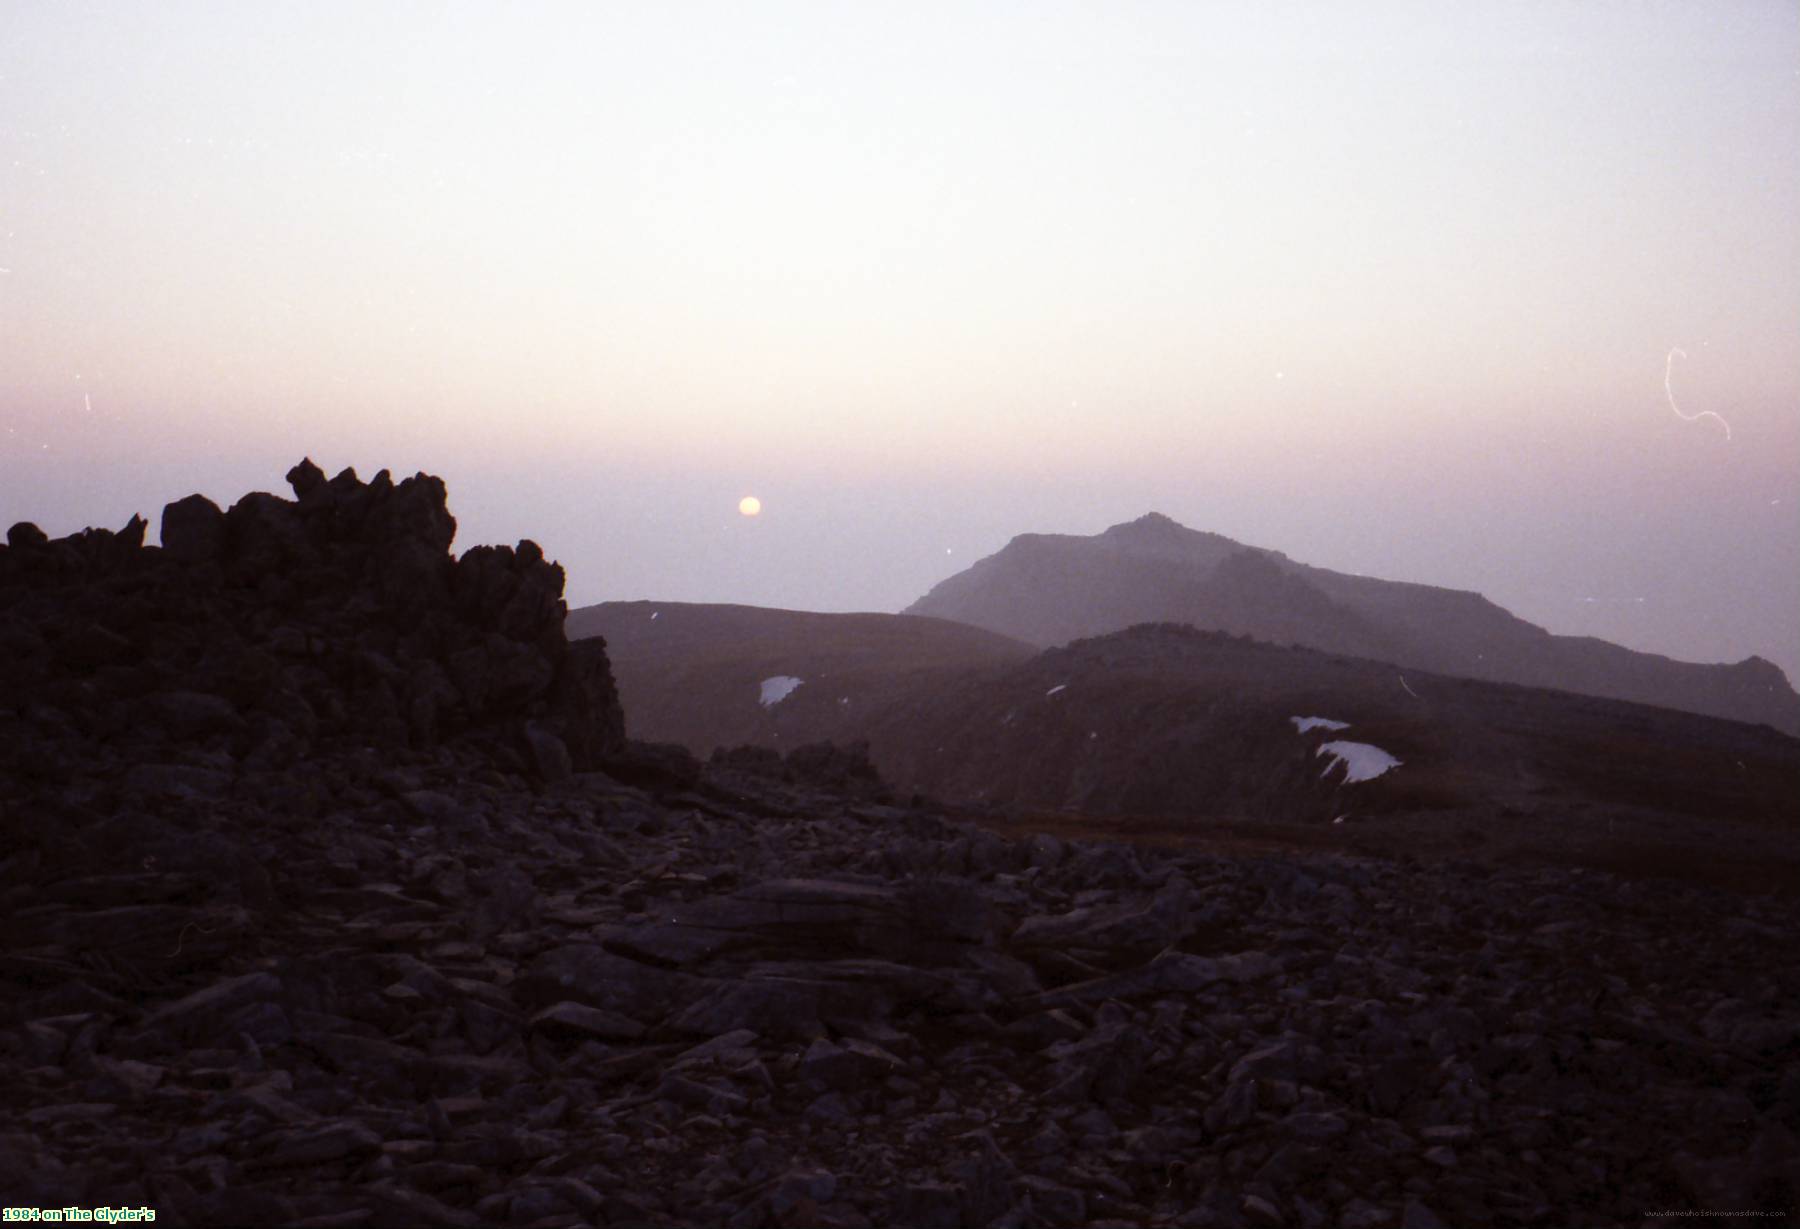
[567,600,1034,754]
[905,512,1800,736]
[576,608,1800,893]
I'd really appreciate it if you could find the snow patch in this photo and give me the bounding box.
[1046,684,1067,697]
[1317,741,1401,783]
[759,676,804,707]
[650,610,659,620]
[1290,716,1350,734]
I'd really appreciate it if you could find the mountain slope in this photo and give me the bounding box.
[906,512,1800,735]
[565,600,1035,753]
[572,608,1800,890]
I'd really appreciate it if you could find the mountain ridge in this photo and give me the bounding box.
[906,513,1800,735]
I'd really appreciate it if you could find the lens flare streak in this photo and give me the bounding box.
[1664,348,1731,441]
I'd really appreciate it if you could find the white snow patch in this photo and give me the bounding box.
[650,611,659,620]
[1290,716,1350,734]
[1317,741,1401,783]
[759,676,804,707]
[1046,684,1067,697]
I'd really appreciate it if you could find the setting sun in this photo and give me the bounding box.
[738,495,762,517]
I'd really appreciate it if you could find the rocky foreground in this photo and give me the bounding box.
[3,465,1797,1228]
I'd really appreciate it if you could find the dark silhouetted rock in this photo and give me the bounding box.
[7,521,48,549]
[286,456,326,498]
[159,493,225,563]
[1,460,624,776]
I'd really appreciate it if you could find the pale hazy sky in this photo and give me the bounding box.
[4,2,1798,681]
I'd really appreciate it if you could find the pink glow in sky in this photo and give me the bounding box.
[3,2,1797,681]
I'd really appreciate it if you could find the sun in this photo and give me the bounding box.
[738,495,762,517]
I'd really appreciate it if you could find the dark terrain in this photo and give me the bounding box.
[904,512,1800,737]
[566,601,1034,761]
[3,465,1797,1228]
[576,604,1800,897]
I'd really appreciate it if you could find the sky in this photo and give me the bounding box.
[4,2,1798,682]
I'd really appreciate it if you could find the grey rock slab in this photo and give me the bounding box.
[599,918,738,967]
[1339,1200,1394,1229]
[1230,1040,1304,1084]
[605,876,996,968]
[672,1028,762,1068]
[656,1073,750,1116]
[1281,1110,1349,1142]
[138,971,282,1043]
[1015,1176,1086,1228]
[249,1120,382,1170]
[665,976,832,1040]
[1044,1020,1155,1103]
[360,1181,484,1229]
[517,944,695,1020]
[141,689,244,739]
[667,954,997,1039]
[800,1036,906,1090]
[769,1166,839,1217]
[529,1000,648,1041]
[1203,1078,1258,1135]
[220,1082,319,1126]
[120,762,232,800]
[1401,1201,1451,1229]
[891,1182,963,1229]
[1027,950,1224,1010]
[305,1031,428,1079]
[1002,1008,1088,1049]
[1011,880,1193,953]
[1242,1193,1284,1227]
[457,998,518,1055]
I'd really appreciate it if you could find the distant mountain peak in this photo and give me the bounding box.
[1098,513,1272,565]
[906,512,1800,734]
[1104,511,1189,537]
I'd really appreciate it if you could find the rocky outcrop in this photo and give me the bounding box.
[0,459,624,788]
